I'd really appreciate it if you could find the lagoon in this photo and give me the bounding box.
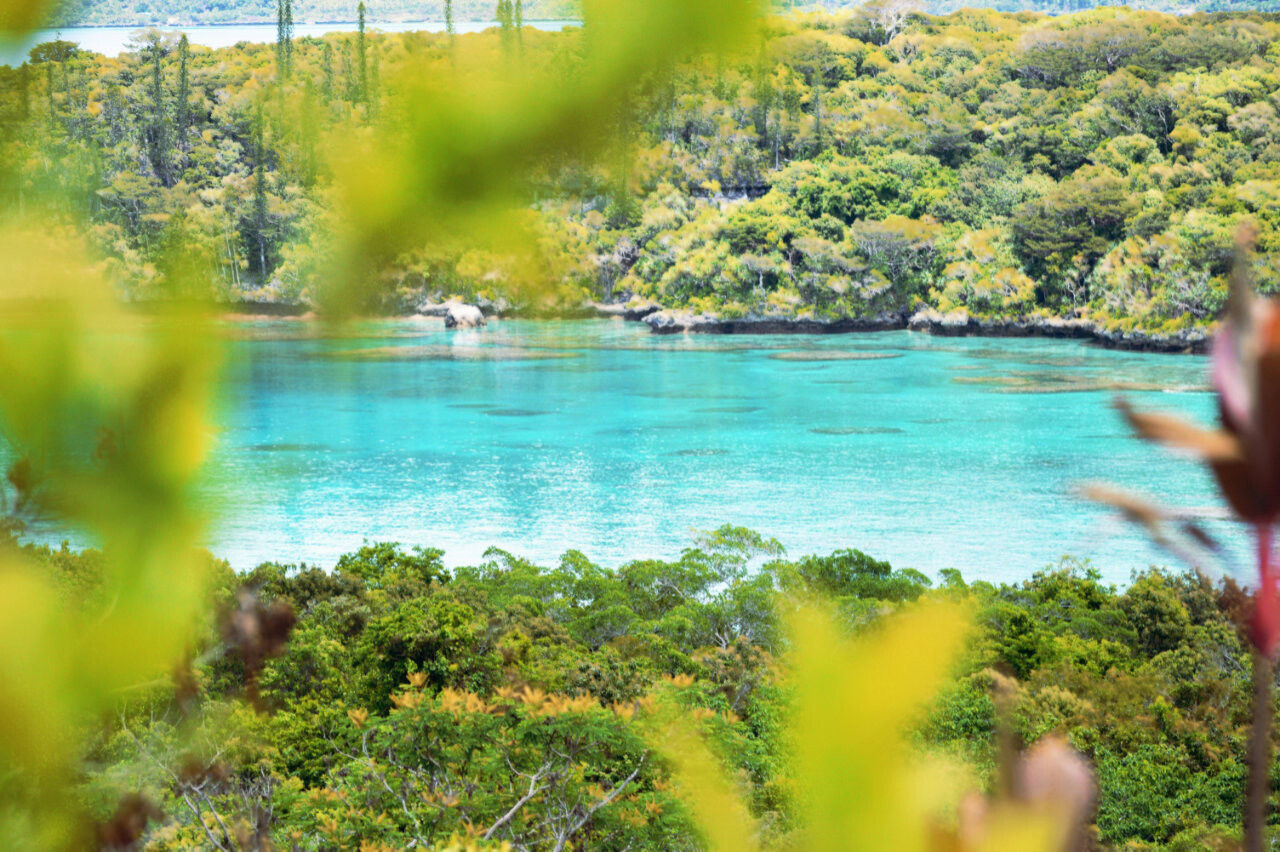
[173,318,1241,585]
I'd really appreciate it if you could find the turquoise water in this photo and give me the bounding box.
[190,318,1239,585]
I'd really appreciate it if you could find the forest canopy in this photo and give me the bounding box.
[5,5,1280,338]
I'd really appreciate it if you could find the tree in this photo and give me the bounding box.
[515,0,525,55]
[143,32,171,186]
[357,1,368,103]
[321,40,335,98]
[276,0,294,80]
[246,103,273,280]
[848,215,941,291]
[1012,169,1138,304]
[496,0,516,59]
[175,34,191,144]
[851,0,921,46]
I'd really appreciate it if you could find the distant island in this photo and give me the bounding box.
[48,0,584,27]
[46,0,1280,27]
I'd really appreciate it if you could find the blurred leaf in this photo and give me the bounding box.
[652,599,975,851]
[0,221,220,845]
[1114,398,1242,461]
[790,599,973,852]
[0,0,56,33]
[323,0,763,314]
[649,708,759,851]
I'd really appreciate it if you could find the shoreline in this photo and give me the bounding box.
[211,298,1213,355]
[632,307,1211,354]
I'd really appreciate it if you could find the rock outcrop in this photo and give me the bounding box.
[642,309,906,335]
[444,303,487,329]
[906,308,1209,353]
[588,298,663,321]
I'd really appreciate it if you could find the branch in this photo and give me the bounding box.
[484,763,551,840]
[552,758,645,852]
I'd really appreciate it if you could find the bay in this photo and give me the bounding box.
[173,318,1239,584]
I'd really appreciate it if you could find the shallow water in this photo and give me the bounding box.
[7,318,1243,583]
[149,317,1239,585]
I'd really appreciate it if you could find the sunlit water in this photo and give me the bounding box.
[6,318,1245,583]
[124,317,1240,585]
[0,20,577,65]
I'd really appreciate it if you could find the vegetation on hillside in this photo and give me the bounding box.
[6,6,1280,334]
[14,525,1272,849]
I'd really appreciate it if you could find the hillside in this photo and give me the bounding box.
[5,8,1280,344]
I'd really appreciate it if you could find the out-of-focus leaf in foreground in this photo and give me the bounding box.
[652,599,1091,851]
[0,223,219,847]
[650,600,972,852]
[790,599,972,852]
[323,0,762,314]
[648,699,759,850]
[0,0,57,33]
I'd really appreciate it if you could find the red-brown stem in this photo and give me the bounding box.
[1246,524,1274,852]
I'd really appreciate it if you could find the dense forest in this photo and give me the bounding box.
[19,522,1268,849]
[5,6,1280,341]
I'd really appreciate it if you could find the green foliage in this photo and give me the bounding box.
[6,0,1280,848]
[8,7,1280,331]
[15,522,1259,851]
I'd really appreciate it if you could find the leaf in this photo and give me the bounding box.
[1114,399,1242,462]
[0,0,55,33]
[322,0,764,315]
[0,224,221,839]
[789,599,973,852]
[650,713,759,851]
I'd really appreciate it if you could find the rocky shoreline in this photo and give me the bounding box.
[624,305,1211,354]
[215,297,1211,354]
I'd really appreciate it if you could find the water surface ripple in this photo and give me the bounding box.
[175,318,1241,584]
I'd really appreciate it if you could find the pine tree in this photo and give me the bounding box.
[751,38,772,154]
[250,102,271,278]
[176,33,191,141]
[18,63,29,122]
[515,0,524,55]
[496,0,515,58]
[607,96,637,228]
[276,0,286,72]
[444,0,455,42]
[45,62,54,125]
[357,2,368,103]
[276,0,294,79]
[145,33,171,185]
[322,41,335,99]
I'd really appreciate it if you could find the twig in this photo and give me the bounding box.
[484,763,550,840]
